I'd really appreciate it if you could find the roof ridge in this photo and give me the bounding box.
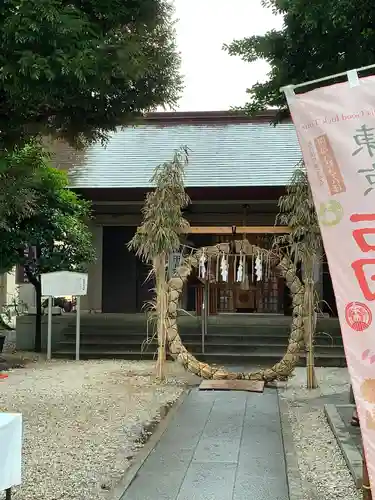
[140,109,287,125]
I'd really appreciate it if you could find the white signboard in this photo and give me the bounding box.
[41,271,88,297]
[41,271,88,362]
[0,413,22,491]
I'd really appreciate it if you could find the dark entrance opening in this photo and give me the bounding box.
[102,226,153,313]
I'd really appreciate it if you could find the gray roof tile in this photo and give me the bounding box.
[68,121,302,188]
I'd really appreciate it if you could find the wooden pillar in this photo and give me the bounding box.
[195,284,217,315]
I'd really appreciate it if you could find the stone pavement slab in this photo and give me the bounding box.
[121,388,289,500]
[324,403,362,488]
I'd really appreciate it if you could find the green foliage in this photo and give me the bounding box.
[0,143,48,228]
[129,147,190,262]
[0,0,181,149]
[276,162,322,266]
[0,142,95,276]
[224,0,375,117]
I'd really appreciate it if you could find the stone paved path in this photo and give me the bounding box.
[121,388,289,500]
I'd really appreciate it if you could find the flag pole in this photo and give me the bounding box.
[280,62,375,93]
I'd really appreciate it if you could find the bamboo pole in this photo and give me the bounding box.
[304,264,317,389]
[155,254,167,381]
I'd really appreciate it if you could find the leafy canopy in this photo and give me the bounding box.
[0,0,181,149]
[0,142,95,278]
[129,147,190,262]
[224,0,375,116]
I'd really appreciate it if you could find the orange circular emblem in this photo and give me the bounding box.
[345,302,372,331]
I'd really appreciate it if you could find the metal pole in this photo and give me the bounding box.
[280,62,375,93]
[204,281,208,351]
[201,284,206,354]
[75,296,81,361]
[207,281,210,319]
[47,296,52,360]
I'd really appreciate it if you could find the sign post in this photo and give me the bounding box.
[75,296,81,361]
[47,296,53,360]
[41,271,88,361]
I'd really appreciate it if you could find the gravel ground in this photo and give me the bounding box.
[282,367,361,500]
[0,359,196,500]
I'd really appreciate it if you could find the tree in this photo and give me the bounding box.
[129,147,190,380]
[223,0,375,117]
[0,0,181,150]
[276,163,322,389]
[0,142,95,352]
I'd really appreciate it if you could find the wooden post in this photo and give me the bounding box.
[363,446,372,500]
[154,254,167,381]
[303,257,317,389]
[305,278,317,389]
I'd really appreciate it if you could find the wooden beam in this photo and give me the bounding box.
[186,226,291,234]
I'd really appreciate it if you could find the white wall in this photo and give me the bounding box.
[0,269,21,308]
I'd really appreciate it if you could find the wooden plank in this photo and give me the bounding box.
[187,226,290,234]
[237,226,291,234]
[198,379,265,393]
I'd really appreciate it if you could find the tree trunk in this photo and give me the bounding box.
[24,266,42,353]
[154,254,167,381]
[34,280,42,353]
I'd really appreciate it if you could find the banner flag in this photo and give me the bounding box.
[284,73,375,490]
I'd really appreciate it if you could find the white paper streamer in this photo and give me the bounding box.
[220,254,228,282]
[255,252,263,282]
[198,248,207,279]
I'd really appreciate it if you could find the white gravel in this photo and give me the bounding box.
[0,359,193,500]
[282,367,361,500]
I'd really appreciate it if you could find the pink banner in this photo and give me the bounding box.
[285,75,375,491]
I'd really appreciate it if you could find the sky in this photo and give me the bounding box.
[172,0,283,111]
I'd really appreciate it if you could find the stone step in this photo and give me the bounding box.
[54,314,343,367]
[60,316,340,331]
[61,325,342,338]
[59,335,343,347]
[57,338,344,356]
[52,348,346,367]
[61,331,343,346]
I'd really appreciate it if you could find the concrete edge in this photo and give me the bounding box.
[111,389,189,500]
[324,404,362,489]
[277,389,305,500]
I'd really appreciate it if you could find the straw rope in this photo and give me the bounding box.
[165,241,305,383]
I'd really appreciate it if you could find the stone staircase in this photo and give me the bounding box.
[53,313,345,367]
